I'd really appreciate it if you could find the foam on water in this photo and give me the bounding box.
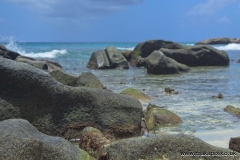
[214,43,240,50]
[117,47,135,50]
[21,49,68,58]
[3,37,68,58]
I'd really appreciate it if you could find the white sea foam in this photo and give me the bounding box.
[117,47,134,50]
[214,43,240,51]
[3,37,68,58]
[21,49,68,58]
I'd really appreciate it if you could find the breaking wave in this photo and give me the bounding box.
[214,43,240,51]
[3,36,68,58]
[117,47,135,50]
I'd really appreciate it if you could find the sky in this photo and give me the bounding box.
[0,0,240,42]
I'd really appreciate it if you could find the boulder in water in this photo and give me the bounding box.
[144,50,190,74]
[87,46,129,69]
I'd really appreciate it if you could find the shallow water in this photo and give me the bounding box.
[3,41,240,148]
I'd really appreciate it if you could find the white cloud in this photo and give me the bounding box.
[217,15,230,23]
[187,0,236,16]
[6,0,144,19]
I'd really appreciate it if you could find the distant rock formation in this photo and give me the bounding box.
[87,46,129,69]
[195,37,240,45]
[132,39,230,67]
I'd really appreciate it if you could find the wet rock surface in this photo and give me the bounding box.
[224,105,240,118]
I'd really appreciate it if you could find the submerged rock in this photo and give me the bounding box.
[212,93,224,99]
[0,119,91,160]
[144,50,190,74]
[87,46,129,69]
[224,105,240,118]
[229,136,240,153]
[164,87,179,94]
[120,88,151,102]
[195,37,240,45]
[0,58,142,139]
[104,135,239,160]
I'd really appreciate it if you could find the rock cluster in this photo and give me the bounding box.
[195,37,240,45]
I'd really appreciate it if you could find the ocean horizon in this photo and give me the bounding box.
[2,38,240,148]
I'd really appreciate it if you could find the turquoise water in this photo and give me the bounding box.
[2,40,240,148]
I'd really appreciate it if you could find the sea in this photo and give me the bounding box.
[1,37,240,148]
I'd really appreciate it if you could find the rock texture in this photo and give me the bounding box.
[50,70,103,89]
[16,56,63,72]
[224,105,240,118]
[0,98,20,121]
[79,127,111,158]
[87,46,129,69]
[104,135,239,160]
[196,37,240,45]
[0,119,91,160]
[0,58,142,139]
[75,72,103,89]
[144,50,190,74]
[120,88,151,102]
[229,137,240,153]
[160,45,229,66]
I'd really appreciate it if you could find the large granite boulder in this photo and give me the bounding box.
[0,58,142,139]
[229,137,240,153]
[133,40,183,58]
[144,50,190,74]
[160,45,230,66]
[104,135,239,160]
[0,119,91,160]
[224,105,240,118]
[16,56,63,72]
[0,44,20,60]
[87,46,129,69]
[196,37,240,45]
